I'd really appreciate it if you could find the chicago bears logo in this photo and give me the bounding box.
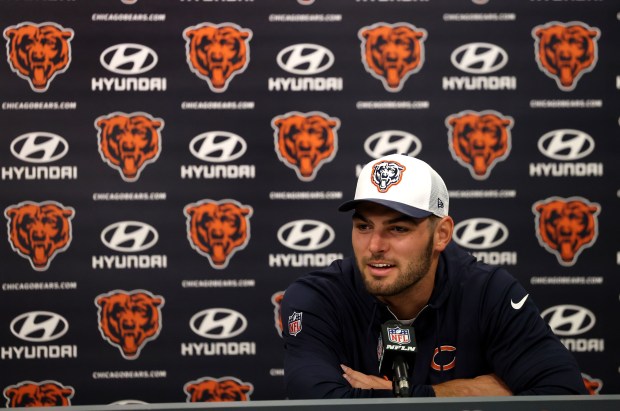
[184,22,252,93]
[533,21,600,91]
[446,110,513,180]
[371,160,405,192]
[532,197,600,266]
[431,345,456,371]
[95,289,164,360]
[4,201,74,271]
[184,199,253,269]
[582,373,602,395]
[184,377,253,402]
[95,112,163,182]
[3,22,74,92]
[271,291,285,337]
[272,111,339,181]
[4,381,74,407]
[358,22,427,92]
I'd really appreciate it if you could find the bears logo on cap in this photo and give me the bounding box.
[371,160,405,192]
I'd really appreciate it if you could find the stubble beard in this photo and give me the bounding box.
[358,236,434,298]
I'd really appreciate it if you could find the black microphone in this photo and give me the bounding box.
[378,320,416,397]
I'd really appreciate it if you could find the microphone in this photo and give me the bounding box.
[378,320,416,397]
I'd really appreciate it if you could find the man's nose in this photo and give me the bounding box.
[367,230,388,254]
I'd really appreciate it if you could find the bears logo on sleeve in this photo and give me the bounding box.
[95,289,164,360]
[272,111,339,182]
[358,22,427,92]
[4,381,74,407]
[532,21,600,91]
[446,110,513,180]
[4,201,75,271]
[184,199,253,269]
[183,22,252,93]
[184,377,253,402]
[95,112,164,182]
[532,197,600,266]
[3,22,74,92]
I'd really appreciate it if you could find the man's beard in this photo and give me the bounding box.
[359,235,434,297]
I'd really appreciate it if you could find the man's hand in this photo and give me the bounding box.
[433,374,513,397]
[340,364,391,390]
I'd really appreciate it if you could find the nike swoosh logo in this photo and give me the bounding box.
[511,294,529,310]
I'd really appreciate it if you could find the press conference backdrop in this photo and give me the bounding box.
[0,0,618,406]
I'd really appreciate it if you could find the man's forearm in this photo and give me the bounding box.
[432,374,512,397]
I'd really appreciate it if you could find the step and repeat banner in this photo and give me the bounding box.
[0,0,618,406]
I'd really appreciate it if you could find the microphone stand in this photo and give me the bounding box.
[392,354,410,397]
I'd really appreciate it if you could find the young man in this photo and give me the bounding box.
[280,154,586,398]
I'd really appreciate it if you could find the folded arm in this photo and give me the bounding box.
[341,365,512,397]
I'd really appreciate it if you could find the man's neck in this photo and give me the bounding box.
[379,262,437,320]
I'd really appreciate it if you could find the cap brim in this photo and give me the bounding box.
[338,199,433,218]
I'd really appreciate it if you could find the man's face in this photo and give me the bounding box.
[352,202,434,297]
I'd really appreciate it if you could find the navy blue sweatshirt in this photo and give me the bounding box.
[281,242,587,398]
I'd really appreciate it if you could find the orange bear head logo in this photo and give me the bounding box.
[4,381,74,407]
[95,290,164,360]
[272,112,339,181]
[184,199,253,269]
[4,201,74,271]
[532,197,600,266]
[581,373,602,395]
[95,112,164,182]
[184,377,253,402]
[271,291,285,337]
[359,22,427,92]
[533,21,600,91]
[446,110,513,180]
[3,22,74,92]
[184,22,252,92]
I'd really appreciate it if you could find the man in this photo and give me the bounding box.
[280,154,586,398]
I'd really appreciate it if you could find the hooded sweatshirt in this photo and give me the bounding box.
[281,242,587,398]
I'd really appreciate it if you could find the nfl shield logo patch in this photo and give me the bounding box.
[388,326,410,345]
[288,311,303,336]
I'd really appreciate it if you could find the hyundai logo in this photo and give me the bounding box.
[101,221,158,253]
[364,130,422,159]
[100,43,158,75]
[277,43,334,76]
[538,129,595,161]
[10,311,69,342]
[190,308,248,339]
[453,218,508,250]
[277,220,335,251]
[10,132,69,164]
[451,43,508,74]
[189,131,247,163]
[541,304,596,336]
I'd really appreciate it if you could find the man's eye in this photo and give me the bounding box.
[391,226,408,233]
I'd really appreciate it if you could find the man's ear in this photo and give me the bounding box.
[434,216,453,252]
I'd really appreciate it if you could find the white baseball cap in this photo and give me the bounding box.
[339,154,449,218]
